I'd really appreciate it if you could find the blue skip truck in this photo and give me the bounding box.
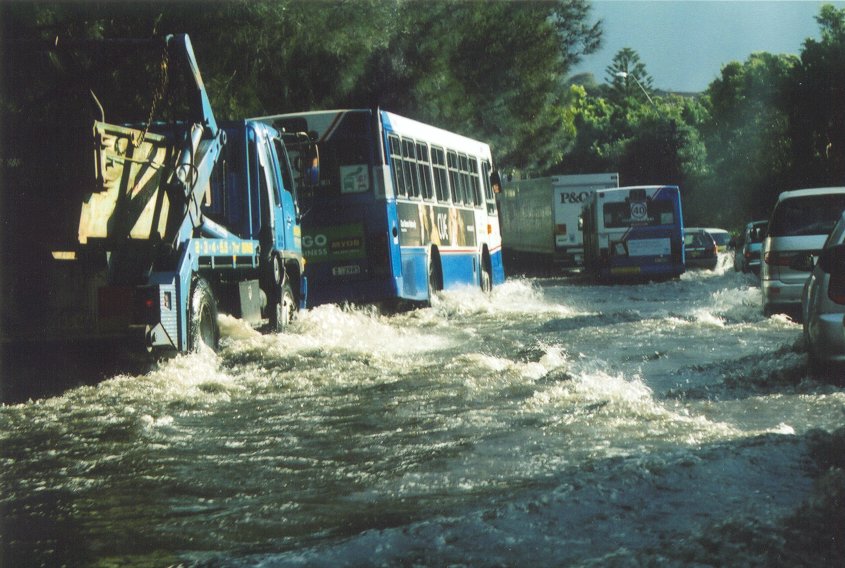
[1,35,307,353]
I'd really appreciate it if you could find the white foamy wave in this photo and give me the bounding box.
[708,284,767,323]
[524,368,740,446]
[259,302,452,358]
[428,278,578,319]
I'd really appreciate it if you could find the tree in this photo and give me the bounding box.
[785,3,845,189]
[1,0,603,172]
[351,0,603,171]
[605,47,654,104]
[694,52,796,225]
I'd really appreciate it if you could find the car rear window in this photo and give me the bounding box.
[769,194,845,237]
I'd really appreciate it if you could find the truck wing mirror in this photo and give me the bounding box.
[305,149,319,187]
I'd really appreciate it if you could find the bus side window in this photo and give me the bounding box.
[388,135,406,196]
[469,158,482,207]
[432,147,450,204]
[459,154,472,205]
[402,138,420,198]
[416,142,434,200]
[447,150,462,204]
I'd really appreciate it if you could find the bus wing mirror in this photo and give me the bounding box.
[490,170,502,194]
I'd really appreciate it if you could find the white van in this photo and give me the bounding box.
[762,187,845,316]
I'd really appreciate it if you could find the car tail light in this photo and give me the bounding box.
[829,273,845,305]
[764,251,796,266]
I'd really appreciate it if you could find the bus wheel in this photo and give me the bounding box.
[427,258,442,306]
[188,278,219,352]
[480,263,492,294]
[270,281,297,332]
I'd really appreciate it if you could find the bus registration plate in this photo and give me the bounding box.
[627,238,671,257]
[332,265,361,276]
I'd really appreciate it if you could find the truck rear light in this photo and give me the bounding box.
[134,286,161,324]
[555,224,567,235]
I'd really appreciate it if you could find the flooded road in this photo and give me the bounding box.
[2,257,844,566]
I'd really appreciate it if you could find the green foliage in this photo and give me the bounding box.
[3,1,844,232]
[554,51,707,208]
[693,52,797,226]
[0,0,601,172]
[605,47,655,104]
[785,3,845,189]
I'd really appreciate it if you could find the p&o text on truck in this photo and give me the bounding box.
[0,34,309,353]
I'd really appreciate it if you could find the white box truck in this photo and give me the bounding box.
[499,173,619,272]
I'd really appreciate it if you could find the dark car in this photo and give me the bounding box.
[734,220,768,275]
[684,228,718,270]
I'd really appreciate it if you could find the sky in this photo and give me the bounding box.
[573,0,845,93]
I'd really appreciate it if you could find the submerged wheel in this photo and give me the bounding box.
[480,262,492,294]
[427,257,442,306]
[269,281,297,332]
[188,278,219,352]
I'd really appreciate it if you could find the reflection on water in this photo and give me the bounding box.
[2,267,843,566]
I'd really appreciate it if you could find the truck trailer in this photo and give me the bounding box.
[0,34,307,354]
[499,173,619,272]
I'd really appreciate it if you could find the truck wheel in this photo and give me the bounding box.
[189,278,219,352]
[271,254,283,286]
[270,281,297,332]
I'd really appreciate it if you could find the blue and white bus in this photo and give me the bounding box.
[582,185,685,281]
[256,109,506,307]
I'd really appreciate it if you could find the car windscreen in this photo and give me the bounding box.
[769,194,845,237]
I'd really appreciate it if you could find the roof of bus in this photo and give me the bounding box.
[596,185,679,194]
[776,187,845,202]
[252,109,492,159]
[381,111,492,157]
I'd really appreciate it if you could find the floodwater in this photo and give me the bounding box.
[2,255,844,567]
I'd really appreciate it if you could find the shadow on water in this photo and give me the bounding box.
[1,489,92,568]
[1,339,156,404]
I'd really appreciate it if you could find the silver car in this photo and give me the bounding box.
[761,187,845,317]
[802,211,845,372]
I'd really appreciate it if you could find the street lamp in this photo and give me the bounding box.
[615,71,656,107]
